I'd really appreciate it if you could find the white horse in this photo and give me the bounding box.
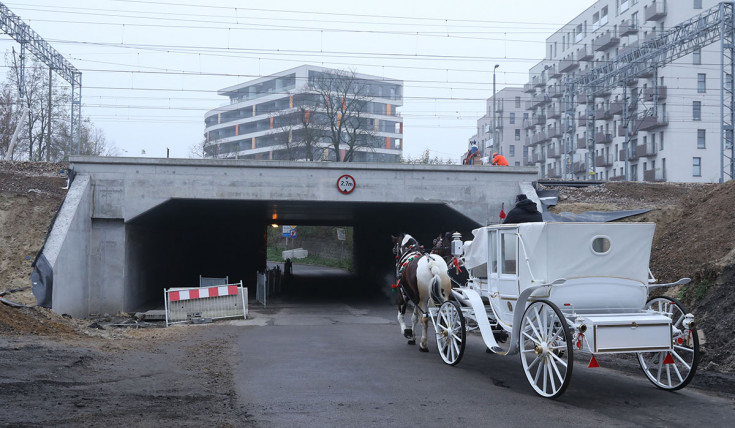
[392,233,452,352]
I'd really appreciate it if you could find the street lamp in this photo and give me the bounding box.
[492,64,500,157]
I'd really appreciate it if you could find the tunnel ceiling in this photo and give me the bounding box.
[127,198,481,233]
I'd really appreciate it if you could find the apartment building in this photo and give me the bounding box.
[473,87,531,166]
[203,65,403,162]
[524,0,725,182]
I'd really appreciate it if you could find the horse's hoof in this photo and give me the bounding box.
[419,346,429,353]
[407,339,416,345]
[403,329,413,339]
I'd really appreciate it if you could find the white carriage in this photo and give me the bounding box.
[428,222,699,398]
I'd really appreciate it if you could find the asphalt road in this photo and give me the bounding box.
[233,298,735,427]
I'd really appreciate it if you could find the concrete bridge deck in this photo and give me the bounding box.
[39,157,539,317]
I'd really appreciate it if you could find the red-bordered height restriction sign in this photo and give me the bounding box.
[337,174,356,194]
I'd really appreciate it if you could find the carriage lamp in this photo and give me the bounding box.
[451,232,463,257]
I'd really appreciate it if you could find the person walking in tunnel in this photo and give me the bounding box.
[503,194,543,224]
[491,152,509,166]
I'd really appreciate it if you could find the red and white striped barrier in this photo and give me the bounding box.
[168,285,239,302]
[164,281,247,326]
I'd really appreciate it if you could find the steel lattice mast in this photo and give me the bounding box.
[563,2,735,183]
[0,2,82,156]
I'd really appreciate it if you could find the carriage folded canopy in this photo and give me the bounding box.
[463,222,655,285]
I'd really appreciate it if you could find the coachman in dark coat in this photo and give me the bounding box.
[503,194,543,224]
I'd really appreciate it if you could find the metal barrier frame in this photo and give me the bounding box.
[164,281,247,327]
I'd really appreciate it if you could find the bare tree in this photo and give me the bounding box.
[306,69,377,162]
[270,104,326,161]
[402,148,456,165]
[0,50,113,161]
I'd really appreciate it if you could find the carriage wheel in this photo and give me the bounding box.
[436,300,466,366]
[520,300,574,398]
[637,296,699,391]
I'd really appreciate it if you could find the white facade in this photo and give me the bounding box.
[473,87,531,166]
[204,65,404,162]
[524,0,724,182]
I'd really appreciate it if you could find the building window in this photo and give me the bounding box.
[697,129,706,148]
[698,73,706,93]
[660,132,664,151]
[694,0,703,9]
[693,48,701,65]
[693,157,702,177]
[515,96,521,108]
[514,129,520,141]
[509,112,516,124]
[510,145,516,156]
[515,161,520,166]
[693,101,702,120]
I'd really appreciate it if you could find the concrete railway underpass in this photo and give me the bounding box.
[36,157,539,317]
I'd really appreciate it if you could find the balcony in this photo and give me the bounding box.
[638,113,668,131]
[523,119,535,129]
[574,162,586,174]
[548,86,563,98]
[533,115,547,127]
[609,175,626,182]
[531,131,548,145]
[644,168,666,182]
[577,45,593,61]
[578,96,588,105]
[578,137,588,150]
[534,77,547,88]
[594,30,620,52]
[619,41,639,58]
[595,109,612,121]
[548,64,562,79]
[595,132,613,144]
[547,146,561,159]
[645,0,666,21]
[523,82,536,93]
[619,121,638,137]
[596,154,613,167]
[610,101,623,116]
[635,143,657,158]
[620,19,639,36]
[559,58,579,73]
[619,149,628,161]
[525,94,550,110]
[644,31,658,43]
[547,107,561,119]
[578,116,587,127]
[531,152,543,163]
[644,86,668,102]
[548,126,562,139]
[547,168,561,179]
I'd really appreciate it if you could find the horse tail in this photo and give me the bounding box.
[428,256,445,303]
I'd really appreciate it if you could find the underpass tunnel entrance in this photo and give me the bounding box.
[123,199,480,312]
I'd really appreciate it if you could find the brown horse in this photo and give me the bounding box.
[392,233,452,352]
[432,231,469,288]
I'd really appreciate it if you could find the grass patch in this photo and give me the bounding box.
[267,247,353,271]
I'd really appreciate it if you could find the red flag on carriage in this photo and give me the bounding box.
[499,202,506,221]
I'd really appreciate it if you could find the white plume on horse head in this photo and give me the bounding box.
[401,234,414,247]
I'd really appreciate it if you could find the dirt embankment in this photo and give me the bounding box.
[548,181,735,372]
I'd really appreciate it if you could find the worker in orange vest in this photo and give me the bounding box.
[492,152,509,166]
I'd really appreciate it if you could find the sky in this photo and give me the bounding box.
[1,0,596,161]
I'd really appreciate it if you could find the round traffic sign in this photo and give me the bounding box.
[337,174,356,194]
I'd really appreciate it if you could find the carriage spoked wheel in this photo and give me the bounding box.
[637,296,699,391]
[435,300,466,366]
[519,300,574,398]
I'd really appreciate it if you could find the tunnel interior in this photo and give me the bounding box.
[124,198,480,311]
